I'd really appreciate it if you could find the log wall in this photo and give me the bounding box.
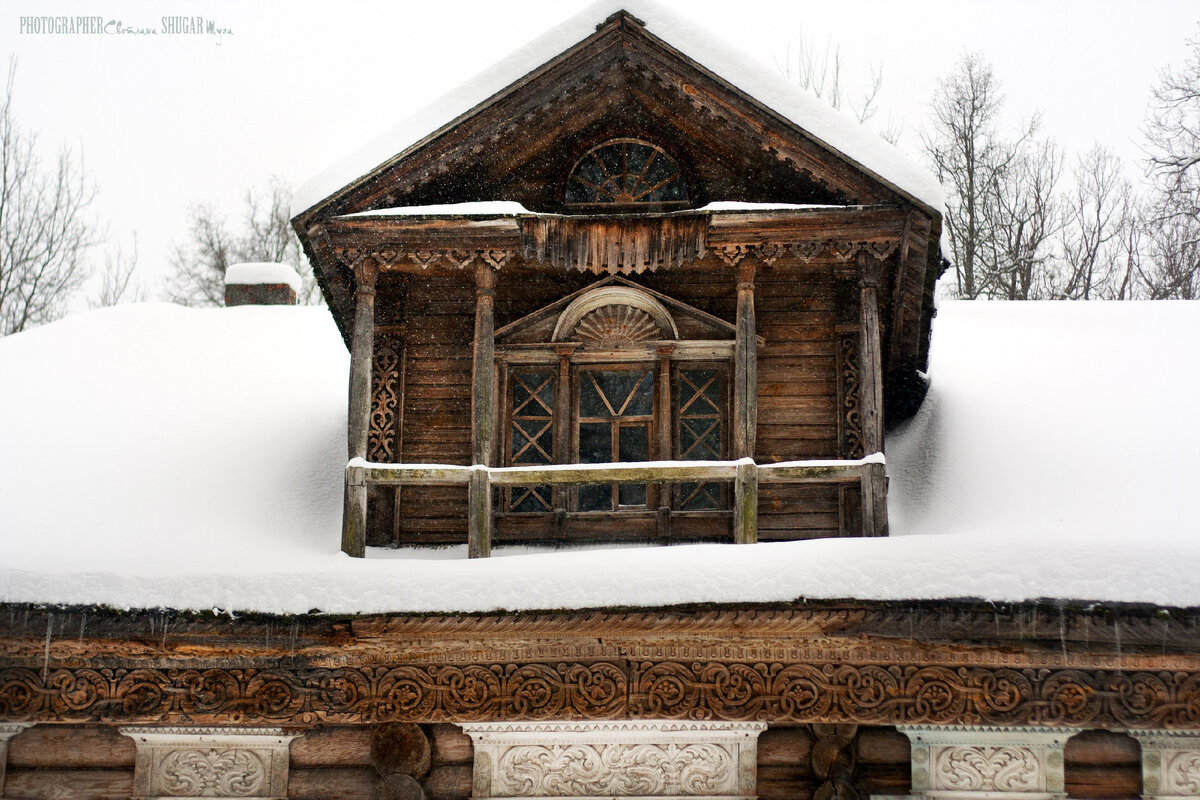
[0,723,1140,800]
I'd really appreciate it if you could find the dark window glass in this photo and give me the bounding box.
[678,368,725,510]
[565,140,687,205]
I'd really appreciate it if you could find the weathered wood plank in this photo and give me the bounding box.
[4,769,132,799]
[7,725,135,769]
[288,767,377,800]
[291,726,373,767]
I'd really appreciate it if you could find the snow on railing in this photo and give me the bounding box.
[346,454,886,557]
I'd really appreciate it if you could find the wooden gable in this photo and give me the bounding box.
[292,11,933,224]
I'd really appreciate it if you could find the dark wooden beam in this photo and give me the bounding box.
[733,260,758,460]
[469,264,497,558]
[858,251,887,537]
[342,258,378,558]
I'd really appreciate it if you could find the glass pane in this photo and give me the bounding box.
[619,482,646,506]
[579,483,609,512]
[511,487,552,513]
[618,424,649,462]
[580,374,609,417]
[579,422,611,463]
[679,481,720,510]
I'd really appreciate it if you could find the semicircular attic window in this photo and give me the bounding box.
[565,139,688,206]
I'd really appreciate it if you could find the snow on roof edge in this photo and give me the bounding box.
[291,0,944,219]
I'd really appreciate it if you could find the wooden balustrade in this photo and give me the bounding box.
[345,455,887,557]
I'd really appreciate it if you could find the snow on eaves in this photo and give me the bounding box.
[1,300,1198,615]
[291,0,944,218]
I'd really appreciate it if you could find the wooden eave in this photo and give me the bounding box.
[3,599,1199,729]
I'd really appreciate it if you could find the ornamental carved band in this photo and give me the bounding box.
[463,721,764,800]
[6,662,1200,729]
[835,331,864,460]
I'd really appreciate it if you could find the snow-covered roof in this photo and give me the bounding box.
[225,262,303,292]
[292,0,944,218]
[1,301,1197,614]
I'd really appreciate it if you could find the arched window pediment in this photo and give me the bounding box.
[552,286,678,346]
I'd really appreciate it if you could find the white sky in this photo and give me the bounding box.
[3,0,1197,299]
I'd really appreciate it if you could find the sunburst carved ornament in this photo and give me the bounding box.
[552,286,678,345]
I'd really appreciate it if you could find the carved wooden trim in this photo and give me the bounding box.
[5,661,1200,730]
[836,330,864,460]
[893,725,1075,800]
[120,726,296,799]
[1131,731,1200,800]
[369,334,404,462]
[464,720,764,799]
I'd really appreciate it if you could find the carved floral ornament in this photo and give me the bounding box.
[1131,731,1200,800]
[885,726,1076,800]
[464,720,764,800]
[119,727,296,799]
[332,238,899,276]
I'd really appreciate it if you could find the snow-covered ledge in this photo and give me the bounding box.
[0,724,31,796]
[119,727,297,799]
[874,726,1078,800]
[1130,731,1200,799]
[462,720,766,800]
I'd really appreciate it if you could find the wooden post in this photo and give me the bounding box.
[552,346,573,530]
[342,258,378,558]
[733,458,758,544]
[656,345,674,538]
[858,252,887,537]
[469,264,496,557]
[468,468,492,559]
[733,260,758,460]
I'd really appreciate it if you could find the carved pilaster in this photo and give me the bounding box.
[1131,731,1200,799]
[369,333,405,463]
[877,726,1077,800]
[120,727,297,800]
[835,329,864,460]
[463,720,765,800]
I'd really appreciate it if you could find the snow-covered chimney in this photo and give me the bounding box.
[224,262,302,306]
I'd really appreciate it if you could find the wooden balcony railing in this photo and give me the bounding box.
[346,454,887,557]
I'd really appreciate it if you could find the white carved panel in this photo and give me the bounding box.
[463,720,765,800]
[120,727,296,800]
[0,723,31,796]
[1132,731,1200,799]
[873,726,1076,800]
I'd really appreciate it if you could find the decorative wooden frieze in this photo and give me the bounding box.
[119,727,297,799]
[1131,731,1200,799]
[523,215,708,274]
[879,726,1077,800]
[9,661,1200,729]
[369,334,404,462]
[463,720,765,799]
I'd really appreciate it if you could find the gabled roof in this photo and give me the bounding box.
[291,0,943,224]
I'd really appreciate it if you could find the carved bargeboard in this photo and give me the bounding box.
[463,720,764,800]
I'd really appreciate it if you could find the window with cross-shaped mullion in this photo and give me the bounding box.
[507,370,555,512]
[576,366,655,512]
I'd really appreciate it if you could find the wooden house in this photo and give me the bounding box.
[290,8,943,557]
[2,5,1199,800]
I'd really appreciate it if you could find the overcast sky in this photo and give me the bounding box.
[3,0,1197,299]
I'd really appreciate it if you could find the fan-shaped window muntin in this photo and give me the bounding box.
[565,139,688,205]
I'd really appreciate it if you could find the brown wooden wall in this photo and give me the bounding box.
[369,255,866,547]
[0,723,1140,800]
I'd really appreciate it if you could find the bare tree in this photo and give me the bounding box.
[992,138,1063,299]
[90,235,146,308]
[777,37,901,144]
[0,59,102,335]
[1056,146,1134,300]
[921,53,1038,299]
[167,175,317,306]
[1141,28,1200,298]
